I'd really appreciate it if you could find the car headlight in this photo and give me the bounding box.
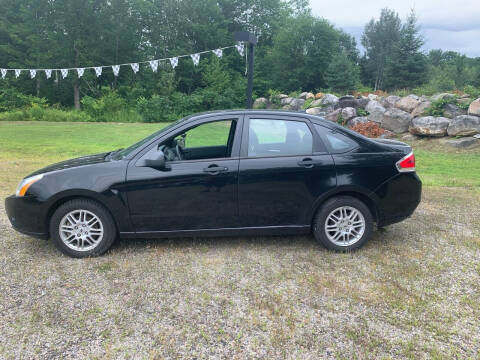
[16,174,44,197]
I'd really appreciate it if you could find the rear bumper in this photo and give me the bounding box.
[5,195,49,239]
[374,172,422,227]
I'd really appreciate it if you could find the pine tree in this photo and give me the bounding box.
[325,51,360,92]
[384,10,428,90]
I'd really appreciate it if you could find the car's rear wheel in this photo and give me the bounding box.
[50,199,117,258]
[313,196,373,251]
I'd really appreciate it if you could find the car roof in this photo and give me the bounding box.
[184,109,336,129]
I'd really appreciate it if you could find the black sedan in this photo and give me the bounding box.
[5,110,421,257]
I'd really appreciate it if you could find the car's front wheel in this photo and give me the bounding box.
[50,199,117,258]
[313,196,373,251]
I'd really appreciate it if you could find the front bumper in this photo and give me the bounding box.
[5,195,49,239]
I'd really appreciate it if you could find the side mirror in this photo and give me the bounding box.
[137,149,167,170]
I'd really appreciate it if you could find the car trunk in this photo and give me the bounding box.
[373,139,412,155]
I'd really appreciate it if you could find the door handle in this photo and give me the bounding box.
[297,158,315,168]
[203,165,228,174]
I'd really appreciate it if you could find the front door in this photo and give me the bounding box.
[125,117,242,232]
[238,116,336,227]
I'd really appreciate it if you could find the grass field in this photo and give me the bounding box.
[0,121,479,358]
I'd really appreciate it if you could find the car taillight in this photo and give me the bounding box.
[396,152,415,172]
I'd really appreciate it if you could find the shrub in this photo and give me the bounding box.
[0,88,48,112]
[350,121,385,138]
[0,105,92,122]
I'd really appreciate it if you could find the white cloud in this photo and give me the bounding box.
[309,0,480,56]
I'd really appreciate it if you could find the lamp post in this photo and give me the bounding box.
[233,31,257,109]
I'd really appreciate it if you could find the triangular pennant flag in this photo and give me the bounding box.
[130,63,139,73]
[60,69,68,79]
[212,49,223,58]
[15,69,21,78]
[169,57,178,69]
[94,67,102,77]
[191,53,200,66]
[77,68,85,78]
[235,42,244,56]
[149,60,158,72]
[30,69,36,79]
[1,69,7,79]
[45,69,52,79]
[112,65,120,77]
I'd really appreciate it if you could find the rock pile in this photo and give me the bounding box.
[253,91,480,146]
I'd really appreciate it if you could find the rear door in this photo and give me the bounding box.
[237,114,336,227]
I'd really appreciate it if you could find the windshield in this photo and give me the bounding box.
[112,117,187,160]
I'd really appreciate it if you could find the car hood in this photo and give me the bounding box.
[27,152,111,178]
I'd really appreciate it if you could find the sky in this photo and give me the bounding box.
[309,0,480,57]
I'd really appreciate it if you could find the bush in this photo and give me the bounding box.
[0,105,92,122]
[0,88,48,112]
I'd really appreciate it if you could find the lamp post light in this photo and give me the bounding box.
[233,31,257,109]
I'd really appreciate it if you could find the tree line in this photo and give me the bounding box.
[1,0,480,115]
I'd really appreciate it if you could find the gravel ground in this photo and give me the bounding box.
[1,185,479,359]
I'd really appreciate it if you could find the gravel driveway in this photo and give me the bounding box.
[1,187,479,359]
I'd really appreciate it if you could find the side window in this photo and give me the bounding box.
[160,119,236,161]
[315,124,357,153]
[248,119,313,157]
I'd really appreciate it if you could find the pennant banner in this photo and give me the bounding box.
[191,53,200,66]
[149,60,158,72]
[0,45,243,80]
[131,63,139,73]
[169,57,178,69]
[112,65,120,77]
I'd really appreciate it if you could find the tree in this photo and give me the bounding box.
[384,10,427,90]
[325,51,360,92]
[361,8,401,90]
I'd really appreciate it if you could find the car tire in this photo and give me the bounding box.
[50,199,117,258]
[313,196,373,251]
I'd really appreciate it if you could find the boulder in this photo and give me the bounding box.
[278,94,288,99]
[409,116,450,137]
[368,94,378,101]
[457,97,472,106]
[253,97,268,109]
[411,101,432,118]
[366,100,386,123]
[382,108,412,133]
[337,95,358,109]
[306,107,329,116]
[341,107,357,121]
[468,98,480,116]
[289,98,305,111]
[447,115,480,136]
[379,130,395,139]
[347,116,368,127]
[357,97,370,109]
[321,94,339,106]
[395,95,421,113]
[325,109,341,122]
[443,103,466,119]
[445,137,479,148]
[310,98,323,107]
[381,95,401,108]
[315,92,324,99]
[298,92,309,99]
[431,93,456,102]
[306,92,315,100]
[280,97,294,106]
[282,104,292,110]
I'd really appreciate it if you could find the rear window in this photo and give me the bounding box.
[315,125,357,153]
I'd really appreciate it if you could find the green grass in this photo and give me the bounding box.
[0,121,479,189]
